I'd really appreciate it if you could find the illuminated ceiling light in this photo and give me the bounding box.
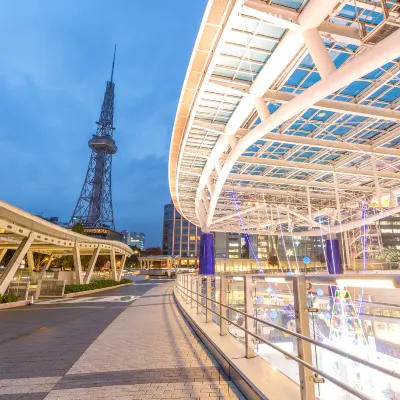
[233,276,244,281]
[265,277,286,283]
[336,278,397,289]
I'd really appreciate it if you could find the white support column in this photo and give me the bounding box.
[244,275,255,358]
[27,250,35,272]
[306,186,312,223]
[110,248,117,280]
[84,246,101,284]
[302,28,336,79]
[390,191,398,207]
[0,248,7,263]
[73,245,83,285]
[220,275,228,336]
[0,233,34,295]
[343,231,352,271]
[39,253,53,279]
[293,276,315,400]
[371,153,382,207]
[254,96,270,121]
[117,254,127,281]
[332,170,342,221]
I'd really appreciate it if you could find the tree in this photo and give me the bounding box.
[55,254,92,271]
[31,253,53,272]
[241,241,249,259]
[316,253,326,264]
[126,246,141,268]
[268,254,279,268]
[71,222,86,235]
[380,249,400,269]
[145,247,163,256]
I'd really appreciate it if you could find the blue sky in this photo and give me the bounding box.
[0,0,206,247]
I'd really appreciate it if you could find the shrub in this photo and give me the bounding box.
[0,293,20,303]
[64,279,132,294]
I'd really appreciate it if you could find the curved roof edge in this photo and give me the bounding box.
[168,0,231,222]
[0,200,133,255]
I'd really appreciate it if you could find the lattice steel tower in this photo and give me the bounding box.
[70,46,117,230]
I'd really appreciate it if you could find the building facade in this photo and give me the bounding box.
[214,232,258,259]
[121,231,145,250]
[162,203,201,257]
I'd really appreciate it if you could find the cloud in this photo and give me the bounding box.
[0,0,206,246]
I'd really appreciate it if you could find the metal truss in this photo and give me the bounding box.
[171,0,400,236]
[70,48,117,230]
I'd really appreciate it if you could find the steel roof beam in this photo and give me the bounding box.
[219,172,376,192]
[233,155,400,180]
[236,131,400,158]
[264,90,400,122]
[194,0,340,230]
[243,0,362,44]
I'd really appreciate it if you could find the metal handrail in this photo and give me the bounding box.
[175,282,400,380]
[175,277,399,400]
[176,285,375,400]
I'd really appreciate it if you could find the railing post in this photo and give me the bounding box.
[244,275,255,358]
[197,276,202,314]
[293,276,316,400]
[191,275,195,308]
[206,276,212,322]
[186,275,191,304]
[220,275,227,336]
[185,274,189,302]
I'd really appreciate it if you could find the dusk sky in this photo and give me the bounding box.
[0,1,206,247]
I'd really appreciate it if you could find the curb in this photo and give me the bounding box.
[64,282,134,298]
[0,300,30,310]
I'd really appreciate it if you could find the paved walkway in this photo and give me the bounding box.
[1,282,243,400]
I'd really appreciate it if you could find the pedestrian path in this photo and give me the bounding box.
[41,282,243,399]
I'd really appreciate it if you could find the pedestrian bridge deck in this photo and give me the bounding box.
[40,283,243,399]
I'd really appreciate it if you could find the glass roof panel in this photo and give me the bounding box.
[271,0,304,9]
[340,81,370,96]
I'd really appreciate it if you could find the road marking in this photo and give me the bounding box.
[42,295,139,304]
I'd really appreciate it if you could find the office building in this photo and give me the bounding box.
[121,231,145,250]
[162,202,200,257]
[215,232,257,259]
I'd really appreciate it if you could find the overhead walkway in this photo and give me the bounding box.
[0,200,133,295]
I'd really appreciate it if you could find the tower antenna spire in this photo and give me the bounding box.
[111,44,116,83]
[70,48,117,231]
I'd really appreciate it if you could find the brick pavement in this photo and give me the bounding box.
[0,282,243,400]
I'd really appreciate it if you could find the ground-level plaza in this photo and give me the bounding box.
[0,278,244,400]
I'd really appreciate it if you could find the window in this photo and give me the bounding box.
[189,235,196,241]
[164,204,174,220]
